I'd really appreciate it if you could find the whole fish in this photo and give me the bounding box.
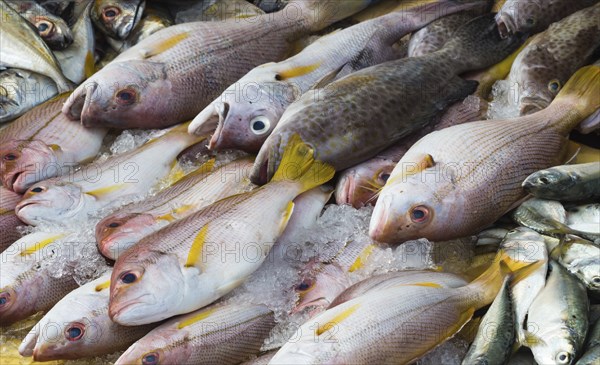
[507,4,600,115]
[550,238,600,295]
[108,135,334,325]
[0,93,108,194]
[0,232,79,325]
[369,65,600,243]
[91,0,146,40]
[0,186,23,252]
[251,14,525,184]
[462,277,515,365]
[109,4,173,52]
[115,302,276,365]
[495,0,598,38]
[18,273,156,361]
[96,157,254,260]
[523,162,600,202]
[0,68,58,124]
[269,250,533,364]
[6,0,74,50]
[0,0,71,93]
[63,0,380,129]
[189,0,489,153]
[567,204,600,237]
[15,123,206,226]
[500,227,548,347]
[525,260,589,365]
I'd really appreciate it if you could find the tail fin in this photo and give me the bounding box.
[271,134,335,193]
[439,13,526,74]
[550,65,600,132]
[292,0,381,32]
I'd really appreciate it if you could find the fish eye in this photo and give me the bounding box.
[108,222,120,228]
[548,79,561,93]
[555,351,570,364]
[115,88,137,105]
[142,352,159,365]
[0,292,10,307]
[250,116,271,135]
[377,171,391,185]
[31,186,45,193]
[65,323,85,341]
[525,18,535,26]
[120,271,138,284]
[3,152,17,161]
[295,278,314,293]
[36,20,55,37]
[592,276,600,285]
[102,7,120,20]
[410,205,431,223]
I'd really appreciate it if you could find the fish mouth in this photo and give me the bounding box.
[189,103,220,138]
[520,97,549,115]
[368,198,393,242]
[15,199,44,215]
[292,297,329,315]
[109,294,155,325]
[495,13,516,39]
[62,81,98,121]
[336,174,355,206]
[98,234,137,260]
[208,102,230,150]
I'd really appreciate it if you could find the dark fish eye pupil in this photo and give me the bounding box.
[32,187,43,193]
[413,209,425,219]
[3,153,16,161]
[0,297,7,305]
[539,177,549,184]
[67,327,81,339]
[381,173,390,182]
[105,9,117,18]
[118,91,132,100]
[37,23,49,32]
[296,282,310,291]
[252,121,265,131]
[108,222,120,228]
[121,273,137,284]
[143,353,158,365]
[526,18,534,25]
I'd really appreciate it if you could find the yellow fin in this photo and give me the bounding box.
[279,201,295,234]
[271,134,335,192]
[552,65,600,122]
[524,332,545,347]
[143,32,189,58]
[406,282,444,288]
[316,303,360,336]
[185,225,209,270]
[84,51,95,78]
[276,63,321,81]
[86,184,127,199]
[349,244,374,272]
[95,280,111,292]
[158,204,194,222]
[48,144,62,152]
[177,307,218,329]
[20,234,66,256]
[387,154,434,186]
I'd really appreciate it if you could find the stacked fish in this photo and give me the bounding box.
[1,0,599,364]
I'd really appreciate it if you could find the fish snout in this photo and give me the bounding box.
[495,13,515,39]
[1,141,60,193]
[189,103,220,137]
[369,194,395,242]
[335,172,356,206]
[62,81,99,122]
[208,102,230,150]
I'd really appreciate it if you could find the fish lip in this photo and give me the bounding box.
[520,97,548,115]
[79,82,100,127]
[496,13,516,39]
[208,103,229,150]
[109,294,155,322]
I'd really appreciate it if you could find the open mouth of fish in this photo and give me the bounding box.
[208,102,229,150]
[496,14,516,39]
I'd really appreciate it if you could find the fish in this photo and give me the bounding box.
[577,345,600,365]
[0,186,23,252]
[576,315,600,365]
[0,68,58,124]
[269,249,535,364]
[506,4,600,115]
[91,0,146,40]
[15,123,206,226]
[110,4,173,52]
[174,0,264,24]
[108,135,335,325]
[524,260,589,365]
[54,1,95,84]
[189,0,490,153]
[6,0,74,50]
[0,231,80,325]
[96,157,254,260]
[18,272,157,361]
[0,93,109,194]
[476,227,510,247]
[523,162,600,202]
[567,204,600,239]
[251,0,289,13]
[462,277,515,365]
[500,227,548,347]
[495,0,598,38]
[369,65,600,243]
[251,14,525,184]
[511,198,569,236]
[63,0,381,129]
[0,0,71,93]
[241,351,278,365]
[577,107,600,135]
[550,237,600,296]
[114,302,276,365]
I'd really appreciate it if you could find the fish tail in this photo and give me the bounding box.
[550,65,600,132]
[271,134,335,193]
[292,0,380,32]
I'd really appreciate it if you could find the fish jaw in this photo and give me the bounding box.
[96,213,158,260]
[495,11,518,39]
[0,140,62,193]
[15,182,88,226]
[335,161,392,208]
[250,132,284,185]
[293,263,350,316]
[519,95,554,116]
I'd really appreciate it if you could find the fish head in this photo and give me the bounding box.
[250,131,296,185]
[0,286,20,325]
[63,61,172,129]
[571,258,600,293]
[496,0,542,37]
[109,251,185,325]
[1,140,62,193]
[96,212,157,260]
[33,15,74,50]
[292,261,350,316]
[16,181,86,225]
[335,159,394,208]
[522,168,574,195]
[0,71,25,122]
[529,337,577,365]
[91,0,146,40]
[115,328,193,365]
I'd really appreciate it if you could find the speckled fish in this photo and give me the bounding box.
[0,231,79,325]
[462,277,514,365]
[114,302,276,365]
[524,260,589,365]
[6,0,74,50]
[550,238,600,296]
[96,157,254,260]
[108,135,334,325]
[0,186,23,252]
[495,0,598,38]
[507,3,600,115]
[369,65,600,243]
[0,0,71,93]
[18,272,156,361]
[567,204,600,239]
[91,0,146,40]
[0,93,108,193]
[63,0,380,129]
[189,0,489,153]
[15,123,206,226]
[269,250,534,364]
[500,227,548,347]
[251,14,525,184]
[523,162,600,202]
[0,68,58,124]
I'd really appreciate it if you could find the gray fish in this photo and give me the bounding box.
[511,198,569,236]
[522,162,600,202]
[0,68,58,124]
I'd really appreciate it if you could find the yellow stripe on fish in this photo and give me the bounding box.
[185,225,209,270]
[349,244,375,272]
[276,63,322,81]
[95,280,111,292]
[143,32,190,59]
[177,307,219,329]
[86,184,127,199]
[316,303,361,336]
[158,204,195,222]
[20,234,66,256]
